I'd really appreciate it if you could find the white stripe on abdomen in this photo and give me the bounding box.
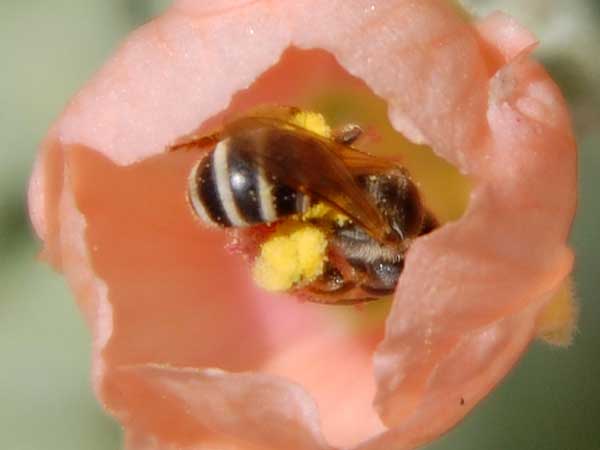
[213,140,248,227]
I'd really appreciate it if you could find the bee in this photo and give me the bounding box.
[170,106,437,304]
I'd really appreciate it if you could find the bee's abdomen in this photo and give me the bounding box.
[188,137,304,227]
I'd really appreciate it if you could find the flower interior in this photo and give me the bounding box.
[189,48,472,312]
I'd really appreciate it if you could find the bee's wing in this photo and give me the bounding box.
[168,111,398,240]
[228,114,397,172]
[326,142,402,175]
[168,131,221,152]
[168,106,300,152]
[229,117,395,240]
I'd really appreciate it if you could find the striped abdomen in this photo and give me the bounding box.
[188,134,306,227]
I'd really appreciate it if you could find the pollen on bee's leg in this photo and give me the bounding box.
[252,222,329,292]
[536,278,578,347]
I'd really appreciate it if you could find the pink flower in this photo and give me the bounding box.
[28,1,576,449]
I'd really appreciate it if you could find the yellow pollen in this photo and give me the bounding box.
[302,202,350,225]
[289,110,332,138]
[253,223,328,292]
[537,277,578,347]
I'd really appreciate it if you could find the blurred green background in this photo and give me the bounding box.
[0,1,598,449]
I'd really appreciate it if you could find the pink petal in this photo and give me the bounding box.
[371,11,575,442]
[112,364,329,450]
[28,1,576,450]
[476,11,538,63]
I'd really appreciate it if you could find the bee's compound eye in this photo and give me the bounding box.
[364,259,404,293]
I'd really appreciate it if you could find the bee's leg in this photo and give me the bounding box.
[332,123,363,146]
[307,265,348,293]
[168,131,221,152]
